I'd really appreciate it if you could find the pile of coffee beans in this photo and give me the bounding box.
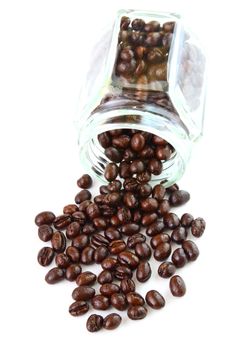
[35,128,205,332]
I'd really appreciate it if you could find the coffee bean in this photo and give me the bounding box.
[86,314,104,332]
[171,226,187,244]
[35,211,55,226]
[93,217,107,230]
[130,160,145,174]
[72,211,86,225]
[69,300,89,316]
[105,147,123,163]
[164,212,180,229]
[51,231,66,253]
[135,243,151,260]
[117,207,132,223]
[123,177,139,192]
[140,198,158,212]
[72,286,95,301]
[139,146,155,160]
[162,32,173,48]
[77,174,92,189]
[120,16,130,29]
[103,313,122,330]
[146,220,164,236]
[145,32,162,46]
[105,227,121,241]
[114,265,132,280]
[155,145,172,160]
[167,183,179,192]
[130,133,145,152]
[148,158,163,175]
[111,293,127,311]
[152,184,166,201]
[55,253,71,268]
[98,270,113,284]
[172,248,188,268]
[100,283,120,297]
[94,246,109,263]
[170,275,186,297]
[91,295,110,310]
[121,223,140,236]
[120,278,135,294]
[53,214,72,230]
[158,261,176,278]
[136,261,151,282]
[76,271,97,286]
[65,264,82,281]
[66,222,81,240]
[66,246,80,263]
[109,129,123,136]
[72,234,89,251]
[150,233,170,248]
[38,225,53,242]
[181,213,194,227]
[154,242,171,261]
[80,246,95,264]
[112,134,130,149]
[127,305,147,320]
[163,21,175,32]
[138,183,152,198]
[98,132,111,148]
[123,191,138,208]
[127,233,146,249]
[45,267,65,284]
[123,148,136,162]
[82,223,96,235]
[145,290,165,309]
[191,217,206,237]
[157,199,170,216]
[91,233,109,248]
[119,161,131,178]
[131,18,145,30]
[126,292,145,306]
[130,31,145,45]
[79,200,92,212]
[75,190,91,204]
[86,203,100,220]
[107,180,122,192]
[105,162,119,181]
[120,48,134,62]
[109,240,126,254]
[37,247,54,266]
[132,209,142,223]
[169,190,190,206]
[141,213,158,226]
[182,240,199,261]
[118,251,139,270]
[144,20,160,32]
[152,135,167,146]
[101,257,117,270]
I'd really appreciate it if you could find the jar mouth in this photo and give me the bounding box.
[78,100,192,187]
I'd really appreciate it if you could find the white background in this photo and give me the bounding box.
[0,0,243,349]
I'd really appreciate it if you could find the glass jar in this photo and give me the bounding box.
[78,9,206,186]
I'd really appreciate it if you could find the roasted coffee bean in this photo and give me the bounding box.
[155,145,172,160]
[110,215,121,227]
[107,180,122,192]
[38,225,53,242]
[120,16,130,30]
[130,133,146,152]
[157,199,170,216]
[118,251,139,270]
[86,203,100,220]
[130,159,145,174]
[117,60,135,75]
[72,234,89,250]
[80,246,95,264]
[135,243,151,260]
[72,286,95,301]
[77,174,92,189]
[105,227,121,241]
[123,148,136,162]
[131,18,145,30]
[94,194,105,205]
[191,217,206,237]
[112,134,130,149]
[181,213,194,227]
[132,209,142,223]
[154,242,171,261]
[170,275,186,297]
[152,135,167,146]
[167,183,179,192]
[146,220,164,236]
[158,261,176,278]
[82,223,95,235]
[169,190,190,206]
[69,300,89,316]
[120,279,136,296]
[127,305,147,320]
[152,184,166,201]
[126,292,145,306]
[99,204,115,217]
[138,183,152,198]
[146,290,165,309]
[137,170,151,183]
[182,240,199,261]
[53,214,72,230]
[109,240,126,254]
[109,129,123,136]
[45,267,65,284]
[104,192,121,206]
[35,211,55,226]
[127,233,146,248]
[91,295,110,310]
[111,293,127,311]
[164,212,180,229]
[119,161,131,178]
[141,213,158,226]
[75,190,91,204]
[37,247,54,266]
[114,265,132,280]
[94,246,109,263]
[120,48,134,62]
[162,32,173,48]
[145,32,162,46]
[104,163,119,181]
[123,192,138,208]
[136,261,151,282]
[140,198,158,212]
[163,21,175,32]
[93,217,107,230]
[66,222,81,240]
[171,227,187,244]
[148,158,163,175]
[51,231,66,253]
[72,211,86,225]
[117,207,132,223]
[55,253,71,268]
[121,223,140,236]
[65,264,82,281]
[130,31,145,45]
[150,233,170,248]
[98,132,111,148]
[66,246,80,263]
[101,257,117,271]
[100,283,120,297]
[86,314,104,332]
[79,200,92,212]
[103,313,122,330]
[145,20,160,32]
[91,233,109,248]
[105,147,123,163]
[123,177,139,192]
[98,270,113,284]
[139,146,155,160]
[172,248,188,268]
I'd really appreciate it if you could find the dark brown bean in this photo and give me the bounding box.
[75,190,91,204]
[169,190,190,206]
[72,211,86,225]
[55,253,71,268]
[127,305,147,320]
[38,225,53,242]
[123,177,139,192]
[121,223,140,236]
[152,184,166,201]
[79,200,92,212]
[77,174,92,189]
[137,170,151,183]
[118,251,139,270]
[145,20,160,32]
[117,207,132,223]
[65,264,82,281]
[86,203,100,220]
[127,233,146,249]
[105,227,121,241]
[53,214,72,230]
[182,240,200,261]
[126,292,145,306]
[146,220,164,236]
[150,233,170,248]
[181,213,194,227]
[69,300,89,316]
[66,246,80,263]
[140,198,158,212]
[93,217,107,230]
[123,192,138,208]
[51,231,66,253]
[141,213,158,226]
[135,243,151,260]
[107,180,122,192]
[98,132,111,148]
[82,223,96,235]
[145,290,165,309]
[119,161,132,179]
[91,295,110,310]
[132,209,142,223]
[154,242,171,261]
[172,248,188,268]
[105,147,123,163]
[163,21,175,32]
[76,271,97,286]
[80,246,95,264]
[138,183,152,198]
[136,261,151,282]
[158,261,176,278]
[155,145,172,160]
[111,293,127,311]
[86,314,104,332]
[123,148,136,162]
[98,270,113,284]
[131,18,145,30]
[35,211,55,226]
[109,240,126,255]
[100,283,120,297]
[157,199,170,216]
[45,267,65,284]
[91,233,109,248]
[120,48,134,62]
[114,265,133,280]
[191,217,206,237]
[37,247,54,266]
[103,313,122,330]
[171,226,187,244]
[72,286,95,301]
[130,160,145,174]
[148,158,163,175]
[101,257,117,271]
[72,234,89,250]
[170,275,186,297]
[112,134,130,149]
[94,246,109,263]
[164,212,180,229]
[104,163,119,181]
[120,278,135,294]
[167,183,179,192]
[66,222,81,240]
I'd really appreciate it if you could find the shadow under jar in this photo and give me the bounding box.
[78,10,206,186]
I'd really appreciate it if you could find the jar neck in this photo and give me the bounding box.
[78,99,192,186]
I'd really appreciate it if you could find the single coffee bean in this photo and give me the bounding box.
[45,267,65,284]
[150,233,170,249]
[140,198,158,212]
[121,223,140,236]
[117,207,132,223]
[181,213,194,227]
[93,217,107,230]
[72,234,89,250]
[105,147,123,163]
[104,163,119,181]
[152,184,166,201]
[35,211,55,226]
[65,264,82,281]
[66,246,80,263]
[94,246,109,263]
[112,134,130,149]
[126,292,145,306]
[37,247,54,266]
[72,211,86,225]
[163,21,175,32]
[164,212,180,229]
[75,190,91,204]
[77,174,92,189]
[138,183,152,198]
[111,293,127,311]
[69,300,89,316]
[141,212,158,226]
[158,261,176,278]
[98,270,113,284]
[76,271,96,286]
[114,265,133,280]
[154,242,171,261]
[101,257,117,271]
[53,214,72,230]
[127,233,146,249]
[103,313,122,330]
[107,180,122,192]
[100,186,110,195]
[172,248,188,268]
[182,240,200,261]
[79,199,92,212]
[86,314,104,332]
[51,231,66,253]
[104,192,121,206]
[118,251,139,270]
[167,183,179,192]
[94,194,105,205]
[137,170,151,183]
[123,177,138,192]
[66,222,81,240]
[38,224,53,242]
[120,278,135,294]
[105,227,121,241]
[123,148,136,162]
[120,48,134,62]
[157,199,170,216]
[152,135,167,146]
[145,32,162,46]
[100,283,120,297]
[109,240,126,255]
[91,295,110,310]
[127,305,147,320]
[91,233,109,248]
[123,191,138,208]
[146,220,164,236]
[171,226,187,244]
[145,290,165,309]
[162,32,173,48]
[169,190,190,206]
[80,246,95,264]
[86,203,100,220]
[72,286,95,301]
[55,253,71,268]
[130,159,145,174]
[155,145,172,160]
[145,20,160,32]
[98,131,111,148]
[148,158,163,175]
[131,18,145,30]
[135,243,151,260]
[132,209,142,223]
[136,261,151,282]
[130,133,146,152]
[82,223,96,235]
[191,217,206,237]
[170,275,186,297]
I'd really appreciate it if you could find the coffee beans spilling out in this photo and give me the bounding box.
[36,128,205,332]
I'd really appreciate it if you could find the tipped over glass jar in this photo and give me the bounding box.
[78,9,206,187]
